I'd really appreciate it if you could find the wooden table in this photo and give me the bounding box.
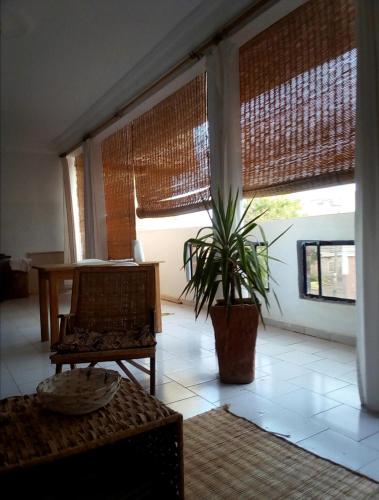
[34,262,162,344]
[0,379,184,498]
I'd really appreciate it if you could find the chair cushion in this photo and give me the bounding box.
[52,325,156,354]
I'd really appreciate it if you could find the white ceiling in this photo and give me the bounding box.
[1,0,252,154]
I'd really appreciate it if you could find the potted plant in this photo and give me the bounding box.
[182,190,287,384]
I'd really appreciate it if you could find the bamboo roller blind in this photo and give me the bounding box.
[74,153,86,258]
[132,73,210,218]
[101,126,136,259]
[240,0,356,197]
[100,74,209,259]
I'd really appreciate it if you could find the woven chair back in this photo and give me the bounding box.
[70,266,155,332]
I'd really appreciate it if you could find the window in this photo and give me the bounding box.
[298,240,356,303]
[249,242,269,290]
[73,152,85,260]
[185,242,198,281]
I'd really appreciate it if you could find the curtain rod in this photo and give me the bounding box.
[60,0,274,158]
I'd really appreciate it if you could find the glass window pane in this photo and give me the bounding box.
[305,245,319,295]
[320,245,356,300]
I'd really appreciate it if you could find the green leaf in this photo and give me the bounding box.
[181,185,290,322]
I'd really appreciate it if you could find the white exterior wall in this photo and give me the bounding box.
[138,226,197,301]
[1,151,64,258]
[138,212,356,343]
[256,213,356,343]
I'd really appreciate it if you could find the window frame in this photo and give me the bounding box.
[185,242,198,282]
[248,241,270,291]
[297,240,356,304]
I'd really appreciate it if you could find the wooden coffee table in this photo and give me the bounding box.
[0,379,183,498]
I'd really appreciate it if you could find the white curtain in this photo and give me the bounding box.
[207,40,242,208]
[83,139,107,260]
[355,0,379,412]
[61,156,77,263]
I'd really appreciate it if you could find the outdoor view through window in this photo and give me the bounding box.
[136,184,356,303]
[136,183,356,229]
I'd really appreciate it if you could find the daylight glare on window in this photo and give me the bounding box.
[244,184,355,222]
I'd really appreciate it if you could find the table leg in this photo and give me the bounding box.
[48,274,60,345]
[154,264,162,333]
[38,272,49,342]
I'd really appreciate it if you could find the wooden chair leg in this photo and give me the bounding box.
[56,364,63,374]
[70,364,76,370]
[150,356,156,396]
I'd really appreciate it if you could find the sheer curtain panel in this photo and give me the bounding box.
[207,41,243,205]
[73,152,86,260]
[83,139,107,260]
[61,156,77,263]
[355,0,379,412]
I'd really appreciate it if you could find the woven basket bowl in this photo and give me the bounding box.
[36,368,121,415]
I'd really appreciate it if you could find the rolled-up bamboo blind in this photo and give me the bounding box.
[132,73,210,218]
[240,0,356,197]
[101,126,136,259]
[74,153,86,257]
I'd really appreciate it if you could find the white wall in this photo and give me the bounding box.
[256,213,356,342]
[138,226,196,301]
[1,151,64,258]
[138,212,356,343]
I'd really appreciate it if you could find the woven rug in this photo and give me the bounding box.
[184,407,379,499]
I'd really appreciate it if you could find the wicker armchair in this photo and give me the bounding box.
[50,265,157,395]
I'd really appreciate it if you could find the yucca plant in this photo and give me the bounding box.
[182,189,287,321]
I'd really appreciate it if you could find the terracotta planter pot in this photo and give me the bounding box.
[210,303,259,384]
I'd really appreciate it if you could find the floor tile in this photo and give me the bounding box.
[305,358,355,377]
[289,372,351,395]
[155,381,196,404]
[295,338,334,351]
[336,369,358,384]
[359,459,379,482]
[244,376,299,399]
[312,404,379,441]
[256,343,295,356]
[168,396,215,419]
[292,342,330,354]
[254,353,281,368]
[326,385,362,409]
[261,361,312,380]
[189,379,246,403]
[275,350,325,366]
[316,348,356,364]
[299,430,379,471]
[155,356,199,374]
[10,364,56,386]
[361,432,379,451]
[267,335,306,347]
[0,377,21,398]
[168,367,219,387]
[223,392,329,443]
[18,380,43,394]
[217,391,285,422]
[273,388,341,417]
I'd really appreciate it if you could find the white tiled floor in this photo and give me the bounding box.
[1,294,379,482]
